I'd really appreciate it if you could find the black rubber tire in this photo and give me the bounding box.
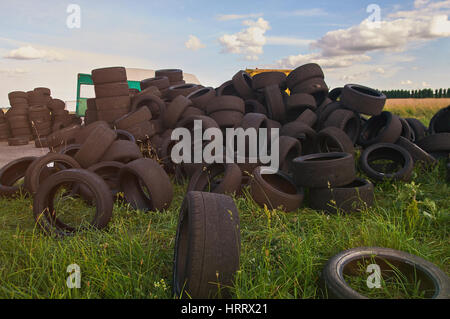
[232,70,255,100]
[340,84,386,116]
[125,121,157,140]
[286,63,324,89]
[280,122,317,154]
[328,87,343,101]
[25,153,81,194]
[48,99,66,111]
[396,137,437,165]
[97,108,130,124]
[0,156,36,197]
[285,93,317,122]
[163,95,192,128]
[91,67,127,84]
[316,127,355,155]
[244,99,267,115]
[321,247,450,299]
[166,84,199,101]
[131,93,166,119]
[290,78,329,105]
[119,158,173,212]
[74,125,117,168]
[398,117,416,142]
[405,118,427,141]
[323,109,361,144]
[186,87,215,111]
[115,129,136,143]
[295,109,318,128]
[429,105,450,134]
[87,161,125,198]
[155,69,183,83]
[33,169,113,236]
[187,163,242,195]
[114,107,152,130]
[278,136,302,173]
[292,152,356,188]
[101,140,143,163]
[252,72,287,90]
[59,144,82,158]
[209,110,244,128]
[358,112,402,147]
[309,178,374,214]
[250,166,304,212]
[181,106,205,119]
[141,76,170,91]
[206,96,245,115]
[8,91,28,100]
[95,96,131,111]
[173,191,241,299]
[360,143,414,182]
[264,85,286,123]
[416,133,450,153]
[216,80,239,97]
[94,82,130,98]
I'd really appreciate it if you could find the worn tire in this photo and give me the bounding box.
[187,163,242,195]
[309,178,374,214]
[33,169,113,236]
[101,140,143,163]
[173,191,241,298]
[321,247,450,299]
[293,152,356,188]
[360,143,414,182]
[119,158,173,212]
[0,157,37,197]
[74,125,117,168]
[340,84,386,116]
[250,167,304,212]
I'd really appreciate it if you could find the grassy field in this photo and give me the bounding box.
[0,102,449,299]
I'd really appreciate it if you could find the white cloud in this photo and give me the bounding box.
[4,45,64,61]
[185,35,206,51]
[266,36,313,46]
[283,8,328,17]
[274,1,450,70]
[276,52,371,69]
[401,80,414,85]
[422,81,431,87]
[219,17,270,61]
[0,68,29,77]
[216,13,263,21]
[415,0,431,8]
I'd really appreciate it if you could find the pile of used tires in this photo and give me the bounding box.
[0,88,81,147]
[0,65,449,299]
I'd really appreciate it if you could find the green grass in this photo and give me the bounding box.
[0,109,449,299]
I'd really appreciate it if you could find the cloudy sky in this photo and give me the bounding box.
[0,0,449,106]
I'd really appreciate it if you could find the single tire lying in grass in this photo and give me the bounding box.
[321,247,450,299]
[250,167,304,212]
[187,163,242,195]
[33,169,113,236]
[0,156,37,197]
[119,158,173,212]
[309,178,374,214]
[360,143,414,182]
[292,152,356,188]
[173,191,241,298]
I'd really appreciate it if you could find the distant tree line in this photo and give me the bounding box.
[381,88,450,99]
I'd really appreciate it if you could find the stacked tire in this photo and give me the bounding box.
[6,91,32,142]
[92,67,131,124]
[0,110,10,141]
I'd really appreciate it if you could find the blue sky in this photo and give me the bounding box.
[0,0,449,106]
